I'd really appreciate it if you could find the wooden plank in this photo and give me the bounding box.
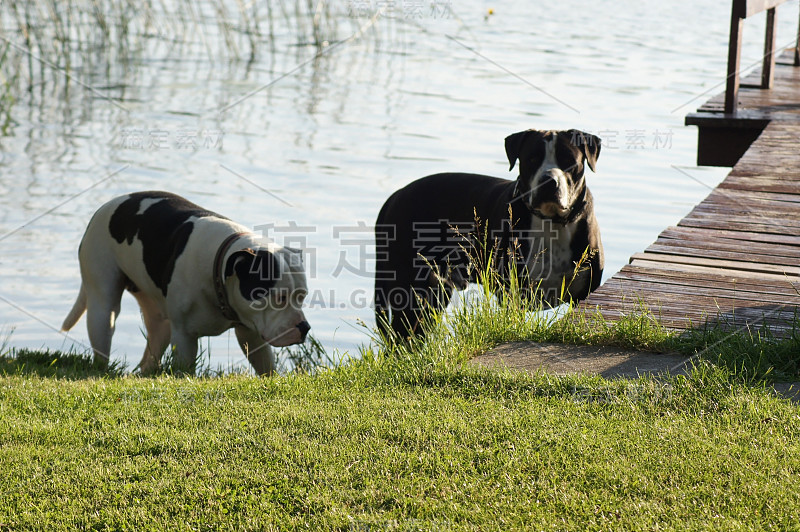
[587,295,799,324]
[597,277,799,306]
[730,163,800,174]
[645,242,800,267]
[716,181,800,194]
[587,287,799,323]
[733,151,800,164]
[679,216,800,235]
[581,309,692,332]
[597,277,800,307]
[658,225,800,246]
[586,295,797,330]
[734,146,800,159]
[697,193,800,208]
[723,174,800,186]
[703,189,800,207]
[733,154,800,167]
[686,204,800,225]
[613,264,800,297]
[704,189,800,205]
[688,201,800,221]
[586,303,796,335]
[648,238,800,262]
[585,303,795,333]
[585,292,799,330]
[652,235,800,261]
[628,258,800,282]
[628,251,800,276]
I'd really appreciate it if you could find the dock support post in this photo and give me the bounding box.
[762,7,777,88]
[725,5,744,114]
[795,4,800,66]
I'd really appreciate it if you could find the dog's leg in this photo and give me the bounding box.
[374,282,392,339]
[132,292,170,375]
[390,284,433,338]
[84,282,124,369]
[390,307,420,338]
[168,327,198,374]
[235,325,274,376]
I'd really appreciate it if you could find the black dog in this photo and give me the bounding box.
[374,129,604,337]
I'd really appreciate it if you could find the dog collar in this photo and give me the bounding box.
[525,186,588,226]
[213,232,249,324]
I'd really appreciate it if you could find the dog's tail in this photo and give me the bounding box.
[61,284,87,332]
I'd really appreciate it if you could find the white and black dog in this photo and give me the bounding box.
[61,191,310,375]
[374,129,603,337]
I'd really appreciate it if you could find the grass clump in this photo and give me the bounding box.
[672,319,800,383]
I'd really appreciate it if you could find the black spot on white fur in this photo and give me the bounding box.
[224,248,281,301]
[108,191,223,296]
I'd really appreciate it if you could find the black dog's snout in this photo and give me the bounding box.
[296,320,311,341]
[540,172,560,189]
[532,174,560,202]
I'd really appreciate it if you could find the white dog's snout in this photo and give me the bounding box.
[263,317,309,347]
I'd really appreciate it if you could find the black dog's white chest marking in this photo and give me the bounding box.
[525,217,580,292]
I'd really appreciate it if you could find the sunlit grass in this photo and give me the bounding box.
[2,257,800,528]
[1,330,799,529]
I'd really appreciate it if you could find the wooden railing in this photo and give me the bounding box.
[724,0,800,114]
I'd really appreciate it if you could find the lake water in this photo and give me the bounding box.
[1,0,797,371]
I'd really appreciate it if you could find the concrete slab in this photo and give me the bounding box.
[471,342,690,379]
[471,342,800,404]
[772,382,800,404]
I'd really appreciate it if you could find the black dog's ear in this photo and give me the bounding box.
[504,130,530,171]
[224,248,281,301]
[567,129,601,172]
[505,129,546,171]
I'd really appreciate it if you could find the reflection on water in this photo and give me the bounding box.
[0,0,796,370]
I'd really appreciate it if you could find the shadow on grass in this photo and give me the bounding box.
[0,334,334,380]
[0,348,125,379]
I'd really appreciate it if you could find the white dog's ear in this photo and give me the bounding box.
[224,248,256,280]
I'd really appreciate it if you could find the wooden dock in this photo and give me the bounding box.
[581,30,800,335]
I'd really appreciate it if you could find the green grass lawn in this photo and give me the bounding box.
[1,354,798,530]
[2,279,800,529]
